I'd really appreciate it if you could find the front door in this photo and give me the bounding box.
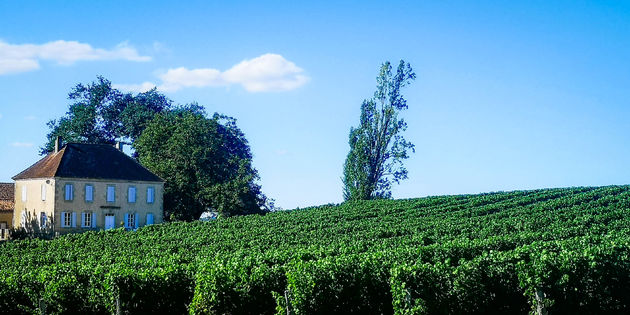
[105,215,115,230]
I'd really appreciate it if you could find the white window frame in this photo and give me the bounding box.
[21,186,27,202]
[65,184,74,201]
[85,184,94,202]
[147,187,155,204]
[125,213,136,229]
[107,185,116,203]
[41,184,46,201]
[128,186,136,203]
[61,212,75,228]
[81,212,93,228]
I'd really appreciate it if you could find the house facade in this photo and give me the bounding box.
[12,141,164,234]
[0,183,14,238]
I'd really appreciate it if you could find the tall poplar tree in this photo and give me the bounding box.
[342,60,416,200]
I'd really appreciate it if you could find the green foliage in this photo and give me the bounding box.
[43,77,270,219]
[42,76,171,154]
[134,109,268,220]
[343,60,416,200]
[285,254,392,314]
[191,254,285,314]
[0,186,629,313]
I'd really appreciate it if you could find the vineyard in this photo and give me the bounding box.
[1,186,630,314]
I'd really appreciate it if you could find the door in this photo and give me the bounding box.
[105,215,115,230]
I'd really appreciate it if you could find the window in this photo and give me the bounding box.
[81,212,93,228]
[85,185,94,202]
[21,186,27,202]
[107,186,115,202]
[146,213,154,225]
[128,186,136,203]
[40,212,47,228]
[41,184,46,201]
[65,184,74,201]
[124,213,137,229]
[61,212,76,228]
[147,187,155,204]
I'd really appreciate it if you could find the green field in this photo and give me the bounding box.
[1,186,629,314]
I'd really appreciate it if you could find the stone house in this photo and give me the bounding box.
[12,141,164,234]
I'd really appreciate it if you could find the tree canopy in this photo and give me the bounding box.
[134,109,270,220]
[43,76,270,219]
[42,76,171,154]
[342,60,416,200]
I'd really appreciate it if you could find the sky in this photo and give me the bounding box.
[0,1,629,209]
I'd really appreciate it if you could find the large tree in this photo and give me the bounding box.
[42,76,171,154]
[342,60,416,200]
[134,108,270,220]
[44,77,270,219]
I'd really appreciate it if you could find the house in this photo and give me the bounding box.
[12,139,164,234]
[0,183,14,239]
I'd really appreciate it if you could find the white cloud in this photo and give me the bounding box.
[0,40,151,75]
[158,67,223,92]
[11,142,33,148]
[0,114,3,119]
[116,53,308,93]
[222,54,309,92]
[113,82,157,93]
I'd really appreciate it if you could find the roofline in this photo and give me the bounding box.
[52,176,165,183]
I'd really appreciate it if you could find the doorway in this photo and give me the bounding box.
[105,214,115,230]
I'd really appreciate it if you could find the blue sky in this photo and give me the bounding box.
[0,1,629,209]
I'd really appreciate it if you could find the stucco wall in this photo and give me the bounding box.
[13,179,55,229]
[0,211,12,229]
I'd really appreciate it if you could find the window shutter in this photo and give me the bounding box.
[41,184,46,201]
[147,187,154,203]
[124,213,129,228]
[71,212,76,228]
[92,213,97,228]
[22,186,27,202]
[146,213,154,225]
[86,185,93,202]
[135,213,139,229]
[129,187,136,203]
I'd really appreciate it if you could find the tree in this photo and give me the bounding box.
[134,108,270,220]
[42,76,171,154]
[342,60,416,200]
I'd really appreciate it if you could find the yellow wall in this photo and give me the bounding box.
[13,179,55,229]
[14,178,164,234]
[0,211,12,229]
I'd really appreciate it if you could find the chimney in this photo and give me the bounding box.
[115,141,123,151]
[54,137,62,153]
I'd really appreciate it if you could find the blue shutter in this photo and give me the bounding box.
[135,213,139,229]
[71,212,76,228]
[92,213,97,228]
[124,213,129,228]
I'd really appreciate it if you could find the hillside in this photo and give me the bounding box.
[1,186,629,314]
